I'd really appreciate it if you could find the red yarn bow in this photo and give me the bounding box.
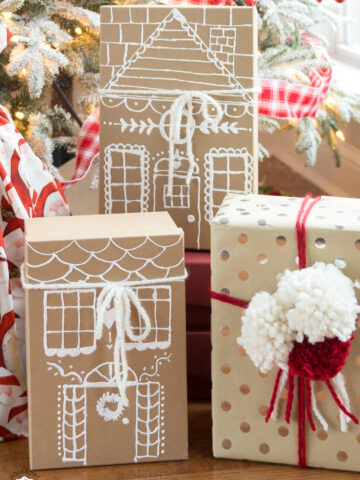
[210,194,359,468]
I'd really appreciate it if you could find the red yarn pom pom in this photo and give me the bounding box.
[288,336,353,381]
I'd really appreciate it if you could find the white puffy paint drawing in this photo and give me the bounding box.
[25,235,184,465]
[100,6,256,249]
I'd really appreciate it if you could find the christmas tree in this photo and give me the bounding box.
[0,0,359,176]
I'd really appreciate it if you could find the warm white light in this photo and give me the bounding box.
[15,111,24,120]
[74,27,83,35]
[325,95,337,108]
[336,130,345,142]
[3,12,12,20]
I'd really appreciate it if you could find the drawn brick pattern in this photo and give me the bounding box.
[210,27,236,73]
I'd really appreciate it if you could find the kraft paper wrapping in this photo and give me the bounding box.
[211,193,360,471]
[24,212,188,470]
[99,5,258,250]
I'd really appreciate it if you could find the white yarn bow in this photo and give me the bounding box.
[167,91,223,195]
[95,284,152,407]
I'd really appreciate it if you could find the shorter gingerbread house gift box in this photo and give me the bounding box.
[211,193,360,471]
[23,212,188,470]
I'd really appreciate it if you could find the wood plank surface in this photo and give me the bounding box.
[0,402,357,479]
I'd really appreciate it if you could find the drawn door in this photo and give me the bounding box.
[85,385,137,465]
[153,166,201,249]
[104,143,150,214]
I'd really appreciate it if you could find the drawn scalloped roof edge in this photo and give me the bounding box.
[103,7,252,101]
[25,235,185,284]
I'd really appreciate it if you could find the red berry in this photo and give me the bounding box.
[245,0,257,5]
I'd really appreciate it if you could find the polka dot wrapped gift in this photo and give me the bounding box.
[210,193,360,471]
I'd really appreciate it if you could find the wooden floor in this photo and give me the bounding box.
[0,402,358,479]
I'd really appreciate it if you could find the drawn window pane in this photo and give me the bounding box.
[205,148,254,222]
[163,184,190,209]
[44,290,96,357]
[105,144,150,214]
[126,286,171,349]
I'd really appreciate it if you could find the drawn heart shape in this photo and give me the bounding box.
[103,308,115,330]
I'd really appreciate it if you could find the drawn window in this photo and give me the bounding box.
[44,290,96,357]
[126,286,171,350]
[163,184,190,209]
[207,148,253,220]
[105,145,149,213]
[135,382,161,460]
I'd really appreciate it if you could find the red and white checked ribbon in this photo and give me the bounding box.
[0,22,12,54]
[62,8,331,189]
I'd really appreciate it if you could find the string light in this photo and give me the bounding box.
[336,130,346,142]
[21,68,27,76]
[15,111,24,120]
[10,35,19,43]
[325,95,337,108]
[74,27,83,35]
[3,12,12,20]
[313,119,318,128]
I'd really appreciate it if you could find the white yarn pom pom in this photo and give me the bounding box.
[276,263,359,344]
[237,291,292,373]
[237,262,359,372]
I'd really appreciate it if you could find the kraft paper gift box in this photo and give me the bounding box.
[23,212,188,470]
[211,193,360,472]
[100,5,258,250]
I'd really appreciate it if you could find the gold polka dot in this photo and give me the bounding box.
[259,443,270,454]
[258,405,268,416]
[222,438,232,449]
[257,253,268,264]
[220,326,230,336]
[239,270,249,281]
[221,363,231,374]
[221,401,232,412]
[278,426,289,437]
[317,430,328,441]
[337,451,348,462]
[239,347,247,357]
[258,369,269,378]
[316,391,327,402]
[356,434,360,444]
[219,250,230,261]
[280,388,288,400]
[276,235,287,246]
[239,308,245,318]
[240,422,250,433]
[355,239,360,250]
[356,356,360,367]
[240,384,250,395]
[238,234,248,244]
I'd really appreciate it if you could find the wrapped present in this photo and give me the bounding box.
[210,193,360,471]
[0,106,69,441]
[185,250,210,309]
[99,5,258,250]
[23,212,188,469]
[187,330,211,400]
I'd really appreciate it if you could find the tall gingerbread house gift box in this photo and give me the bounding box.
[211,193,360,471]
[100,5,258,250]
[23,212,188,469]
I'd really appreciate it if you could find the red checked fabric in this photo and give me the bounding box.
[0,22,11,54]
[0,107,70,441]
[61,108,99,189]
[64,8,331,188]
